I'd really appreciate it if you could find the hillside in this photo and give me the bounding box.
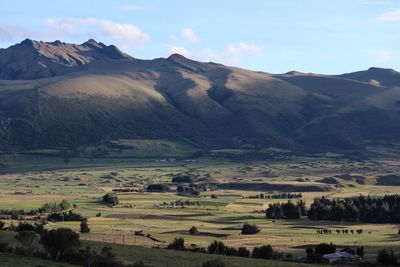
[0,39,399,153]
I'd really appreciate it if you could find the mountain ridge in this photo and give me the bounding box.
[0,39,399,153]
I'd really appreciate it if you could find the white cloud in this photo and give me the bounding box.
[180,28,198,43]
[168,45,191,57]
[119,5,142,11]
[226,42,261,64]
[375,10,400,21]
[166,42,261,66]
[376,50,392,62]
[358,0,392,5]
[0,24,31,42]
[43,17,149,45]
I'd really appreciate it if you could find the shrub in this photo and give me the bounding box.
[34,222,46,234]
[102,193,119,206]
[202,259,225,267]
[80,219,90,233]
[252,245,274,259]
[167,237,185,250]
[241,223,260,235]
[189,226,199,235]
[15,222,34,232]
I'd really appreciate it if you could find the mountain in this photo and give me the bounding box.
[0,39,399,153]
[0,39,133,79]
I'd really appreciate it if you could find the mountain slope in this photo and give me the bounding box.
[0,39,399,153]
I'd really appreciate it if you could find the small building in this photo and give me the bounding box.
[322,251,358,264]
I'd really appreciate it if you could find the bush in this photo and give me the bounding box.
[241,223,260,235]
[34,222,46,234]
[102,193,119,206]
[189,226,199,235]
[80,219,90,233]
[252,245,274,259]
[167,237,185,250]
[15,222,34,232]
[40,228,80,260]
[377,249,398,266]
[202,259,225,267]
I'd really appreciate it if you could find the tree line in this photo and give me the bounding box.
[308,195,400,223]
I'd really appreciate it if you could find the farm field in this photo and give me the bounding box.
[0,145,400,265]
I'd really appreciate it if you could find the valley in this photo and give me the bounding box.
[0,140,400,266]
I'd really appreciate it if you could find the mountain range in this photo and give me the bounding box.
[0,39,400,153]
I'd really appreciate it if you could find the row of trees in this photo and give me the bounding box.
[0,200,72,219]
[266,200,306,219]
[167,237,276,260]
[246,193,303,200]
[308,195,400,223]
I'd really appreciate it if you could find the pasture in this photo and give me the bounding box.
[0,144,400,265]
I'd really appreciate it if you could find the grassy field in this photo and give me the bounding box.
[0,145,400,265]
[0,231,324,267]
[0,252,78,267]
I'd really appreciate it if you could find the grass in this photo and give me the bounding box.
[0,231,323,267]
[0,252,77,267]
[0,152,400,264]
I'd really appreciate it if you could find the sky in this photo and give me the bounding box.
[1,0,400,74]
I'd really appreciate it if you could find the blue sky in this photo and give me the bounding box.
[1,0,400,74]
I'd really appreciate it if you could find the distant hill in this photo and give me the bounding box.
[0,39,399,153]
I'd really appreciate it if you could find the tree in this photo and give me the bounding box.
[102,193,119,206]
[314,243,336,255]
[59,200,72,210]
[252,245,274,259]
[238,247,250,257]
[80,219,90,233]
[167,237,185,250]
[241,223,260,235]
[40,228,80,261]
[189,226,199,235]
[208,240,226,255]
[146,184,170,192]
[16,222,34,232]
[15,230,37,251]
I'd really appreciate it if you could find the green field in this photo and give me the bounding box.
[1,143,400,265]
